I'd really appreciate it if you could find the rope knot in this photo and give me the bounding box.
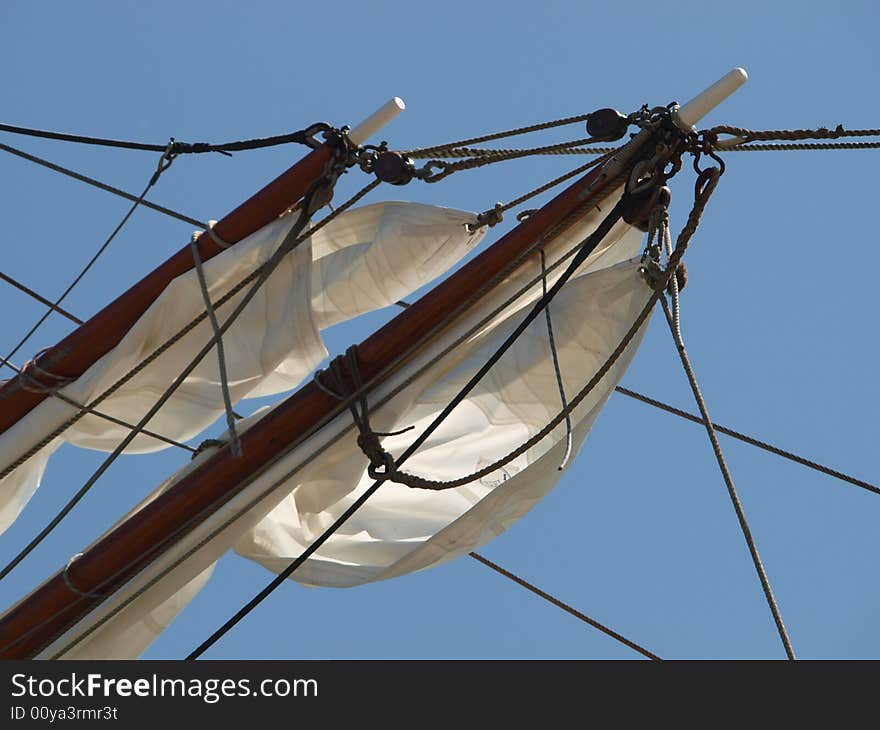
[356,431,396,480]
[473,202,504,230]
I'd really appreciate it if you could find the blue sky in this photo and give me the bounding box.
[0,0,878,659]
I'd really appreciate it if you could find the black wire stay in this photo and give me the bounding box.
[0,108,879,660]
[0,120,331,156]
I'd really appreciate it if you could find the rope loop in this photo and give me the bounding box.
[203,221,232,249]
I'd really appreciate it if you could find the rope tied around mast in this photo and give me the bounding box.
[315,166,720,493]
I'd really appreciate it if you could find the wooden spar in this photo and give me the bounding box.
[0,72,745,658]
[0,134,654,659]
[0,98,405,438]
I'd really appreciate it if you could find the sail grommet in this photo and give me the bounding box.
[62,553,107,599]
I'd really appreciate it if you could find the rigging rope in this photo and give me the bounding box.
[0,272,83,325]
[0,121,330,156]
[708,124,880,143]
[1,143,179,370]
[32,170,638,660]
[392,298,880,497]
[189,229,242,458]
[315,198,630,491]
[468,552,660,660]
[0,142,206,228]
[405,112,597,157]
[0,157,372,584]
[3,107,876,660]
[657,213,796,659]
[540,250,572,471]
[186,165,717,657]
[5,112,872,656]
[613,386,880,497]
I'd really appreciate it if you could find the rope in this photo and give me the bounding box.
[707,124,880,153]
[0,121,330,156]
[720,141,880,152]
[708,124,880,143]
[315,197,630,491]
[408,144,617,159]
[1,143,178,370]
[468,552,660,660]
[189,233,241,458]
[465,152,616,232]
[186,172,711,658]
[0,272,83,325]
[613,386,880,497]
[660,272,796,659]
[36,150,872,660]
[0,142,206,228]
[0,167,374,584]
[41,170,636,661]
[0,175,375,484]
[540,250,572,470]
[500,153,615,216]
[405,112,597,157]
[415,138,605,184]
[0,358,195,453]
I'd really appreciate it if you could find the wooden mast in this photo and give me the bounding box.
[0,98,405,437]
[0,72,747,659]
[0,139,651,659]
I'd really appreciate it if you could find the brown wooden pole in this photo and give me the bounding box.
[0,133,653,659]
[0,144,332,436]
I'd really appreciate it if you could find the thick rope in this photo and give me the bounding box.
[415,138,604,184]
[708,124,880,143]
[189,232,242,458]
[660,280,796,660]
[540,250,572,470]
[1,143,178,369]
[405,112,596,157]
[409,144,617,159]
[720,141,880,152]
[469,552,660,660]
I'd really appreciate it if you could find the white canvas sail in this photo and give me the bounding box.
[42,197,653,659]
[0,202,484,533]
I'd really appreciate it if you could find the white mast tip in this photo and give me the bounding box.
[349,97,406,146]
[674,68,748,133]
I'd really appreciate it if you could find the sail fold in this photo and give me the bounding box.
[44,206,652,659]
[0,202,483,533]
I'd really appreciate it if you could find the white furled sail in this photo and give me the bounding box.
[0,202,483,534]
[44,197,653,660]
